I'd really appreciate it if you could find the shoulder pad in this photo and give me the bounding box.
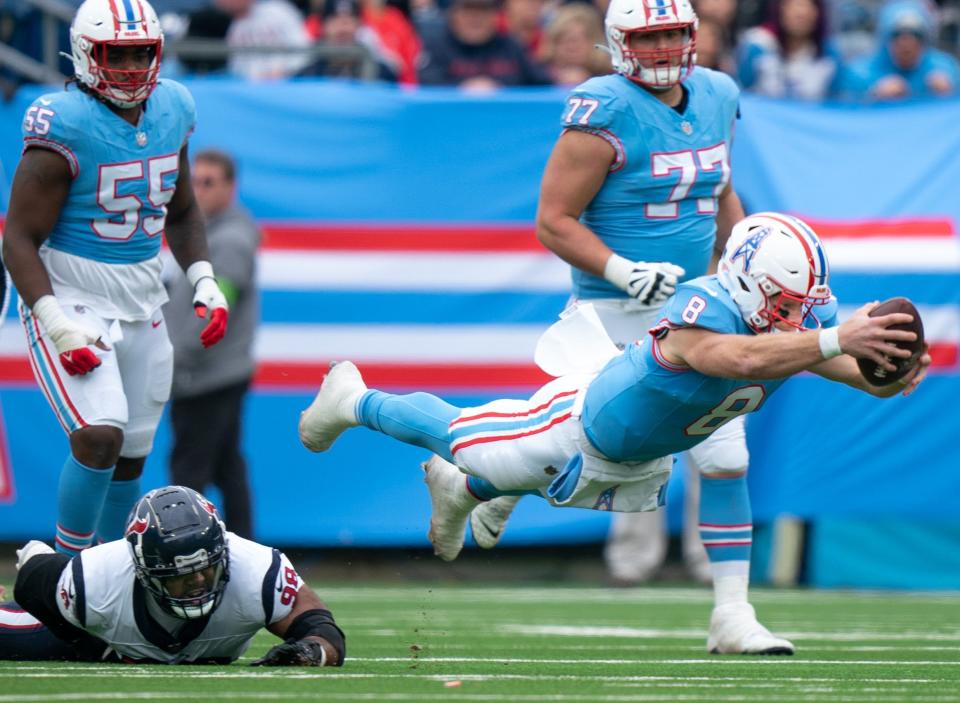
[561,76,624,132]
[21,91,87,177]
[661,282,740,334]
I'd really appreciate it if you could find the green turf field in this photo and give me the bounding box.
[1,585,958,703]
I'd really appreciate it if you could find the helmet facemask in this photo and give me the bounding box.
[81,40,162,108]
[138,547,229,620]
[614,24,696,88]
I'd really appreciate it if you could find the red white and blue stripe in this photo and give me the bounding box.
[449,389,578,455]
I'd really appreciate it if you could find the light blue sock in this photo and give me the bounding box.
[96,477,141,543]
[357,390,460,460]
[55,454,114,556]
[466,475,538,501]
[699,474,753,565]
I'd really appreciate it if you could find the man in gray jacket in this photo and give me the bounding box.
[165,149,260,538]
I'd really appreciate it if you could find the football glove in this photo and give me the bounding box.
[32,296,107,376]
[604,254,685,307]
[186,261,229,348]
[250,638,327,667]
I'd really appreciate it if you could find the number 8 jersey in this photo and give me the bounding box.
[581,276,839,463]
[20,79,196,319]
[561,69,740,299]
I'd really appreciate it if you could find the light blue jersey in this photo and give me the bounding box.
[560,69,740,299]
[21,80,196,264]
[582,276,838,462]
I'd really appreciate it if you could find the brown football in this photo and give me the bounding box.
[856,297,925,386]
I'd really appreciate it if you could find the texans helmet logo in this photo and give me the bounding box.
[126,516,149,536]
[199,498,218,516]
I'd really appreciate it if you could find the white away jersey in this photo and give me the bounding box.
[54,534,301,663]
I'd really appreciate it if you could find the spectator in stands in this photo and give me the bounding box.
[300,0,400,79]
[840,0,960,99]
[418,0,552,88]
[306,0,421,83]
[181,5,234,74]
[216,0,312,79]
[737,0,843,99]
[165,150,260,540]
[536,2,609,86]
[501,0,545,58]
[696,17,737,74]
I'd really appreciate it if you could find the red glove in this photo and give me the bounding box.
[32,296,108,376]
[59,348,102,375]
[198,305,229,348]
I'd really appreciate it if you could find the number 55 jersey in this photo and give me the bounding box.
[20,79,196,321]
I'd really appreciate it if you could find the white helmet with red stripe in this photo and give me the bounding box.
[718,213,832,333]
[69,0,163,108]
[605,0,698,88]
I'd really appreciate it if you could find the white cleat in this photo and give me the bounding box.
[707,602,795,655]
[298,361,367,453]
[470,495,521,549]
[422,456,481,562]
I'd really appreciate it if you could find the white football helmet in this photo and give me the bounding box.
[718,213,832,333]
[69,0,163,108]
[605,0,698,88]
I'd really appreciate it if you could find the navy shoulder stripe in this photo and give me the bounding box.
[261,549,282,626]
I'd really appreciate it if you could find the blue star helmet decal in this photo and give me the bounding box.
[730,226,772,273]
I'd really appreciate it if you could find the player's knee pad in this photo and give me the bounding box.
[119,422,158,458]
[688,442,749,477]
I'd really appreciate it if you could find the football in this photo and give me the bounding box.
[855,297,925,386]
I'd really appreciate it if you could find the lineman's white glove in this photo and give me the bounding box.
[16,539,55,571]
[32,296,108,376]
[186,261,229,348]
[604,254,685,306]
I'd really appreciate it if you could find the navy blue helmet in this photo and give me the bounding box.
[125,486,229,619]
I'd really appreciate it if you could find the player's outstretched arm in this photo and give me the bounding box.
[709,184,745,273]
[665,304,917,381]
[253,584,345,667]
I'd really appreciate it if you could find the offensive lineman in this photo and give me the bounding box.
[2,0,229,556]
[298,214,930,654]
[2,486,345,666]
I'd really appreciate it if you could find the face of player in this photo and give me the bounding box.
[99,43,155,90]
[626,27,688,68]
[192,161,235,218]
[161,565,218,600]
[768,292,808,332]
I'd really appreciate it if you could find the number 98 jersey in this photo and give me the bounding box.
[21,79,196,265]
[55,534,301,663]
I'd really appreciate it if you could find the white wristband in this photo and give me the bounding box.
[32,295,70,336]
[603,253,633,293]
[186,260,215,288]
[818,326,842,359]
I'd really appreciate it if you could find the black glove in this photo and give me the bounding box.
[250,638,327,667]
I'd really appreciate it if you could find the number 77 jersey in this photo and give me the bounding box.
[561,68,741,300]
[21,79,196,264]
[580,276,840,463]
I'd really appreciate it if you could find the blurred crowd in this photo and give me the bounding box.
[3,0,960,98]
